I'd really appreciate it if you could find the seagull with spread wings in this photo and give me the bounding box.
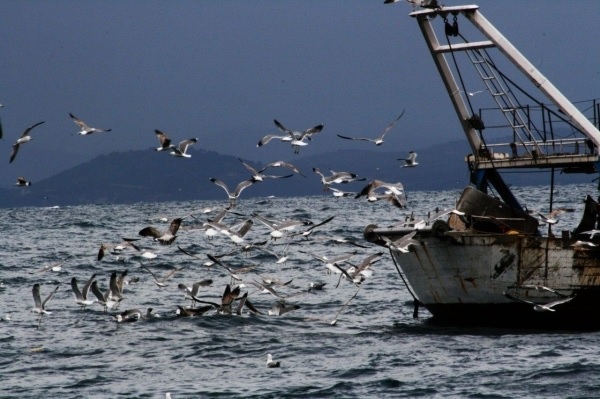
[337,109,405,145]
[9,121,45,163]
[69,113,111,135]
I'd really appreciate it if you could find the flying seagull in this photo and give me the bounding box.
[210,177,256,207]
[69,113,111,135]
[9,121,45,163]
[312,167,366,187]
[503,291,576,312]
[238,158,293,182]
[399,151,418,167]
[32,283,59,328]
[170,138,198,158]
[138,218,183,245]
[140,262,183,288]
[15,176,32,187]
[355,179,407,208]
[154,129,175,151]
[71,274,97,310]
[258,119,324,154]
[337,109,405,145]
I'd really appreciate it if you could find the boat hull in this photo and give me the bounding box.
[386,229,600,329]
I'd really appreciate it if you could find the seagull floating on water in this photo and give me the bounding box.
[69,113,111,135]
[266,353,281,368]
[9,121,45,163]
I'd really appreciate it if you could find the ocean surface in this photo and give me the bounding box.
[1,183,600,398]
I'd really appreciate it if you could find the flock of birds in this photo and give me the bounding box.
[3,108,431,373]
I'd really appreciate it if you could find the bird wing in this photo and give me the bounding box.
[90,281,106,302]
[233,179,256,197]
[32,284,42,309]
[273,119,291,134]
[155,129,172,147]
[209,178,231,195]
[69,113,90,131]
[168,218,183,235]
[238,158,258,175]
[20,120,45,138]
[9,143,20,163]
[82,273,97,298]
[178,138,197,153]
[257,134,286,147]
[71,277,83,300]
[503,291,537,306]
[42,285,60,308]
[378,109,405,139]
[302,123,324,136]
[139,226,162,239]
[336,134,374,142]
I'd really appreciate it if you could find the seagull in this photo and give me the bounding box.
[15,176,32,187]
[71,274,97,310]
[341,252,384,286]
[178,279,213,306]
[380,230,419,253]
[580,229,600,239]
[138,218,183,245]
[519,284,570,298]
[176,305,214,317]
[308,282,327,291]
[154,129,175,151]
[259,160,305,177]
[312,167,366,187]
[98,239,140,260]
[503,291,576,312]
[326,187,355,198]
[302,251,357,276]
[69,113,111,135]
[268,301,300,316]
[355,180,407,208]
[31,283,59,327]
[140,262,183,288]
[259,119,324,154]
[399,151,418,167]
[169,138,198,158]
[336,110,405,145]
[32,258,69,274]
[537,209,567,225]
[238,158,293,182]
[9,121,45,163]
[90,280,122,313]
[330,289,360,326]
[266,354,281,368]
[113,308,143,323]
[210,178,256,207]
[252,213,312,240]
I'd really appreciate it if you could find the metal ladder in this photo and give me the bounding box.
[466,48,543,157]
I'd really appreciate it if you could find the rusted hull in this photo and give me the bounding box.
[389,230,600,329]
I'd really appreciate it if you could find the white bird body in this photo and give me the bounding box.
[169,138,198,158]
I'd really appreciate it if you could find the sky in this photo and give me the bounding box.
[0,1,599,187]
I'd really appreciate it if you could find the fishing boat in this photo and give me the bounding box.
[364,3,600,329]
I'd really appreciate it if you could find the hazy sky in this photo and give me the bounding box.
[1,1,599,187]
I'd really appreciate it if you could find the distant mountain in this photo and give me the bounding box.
[0,140,593,208]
